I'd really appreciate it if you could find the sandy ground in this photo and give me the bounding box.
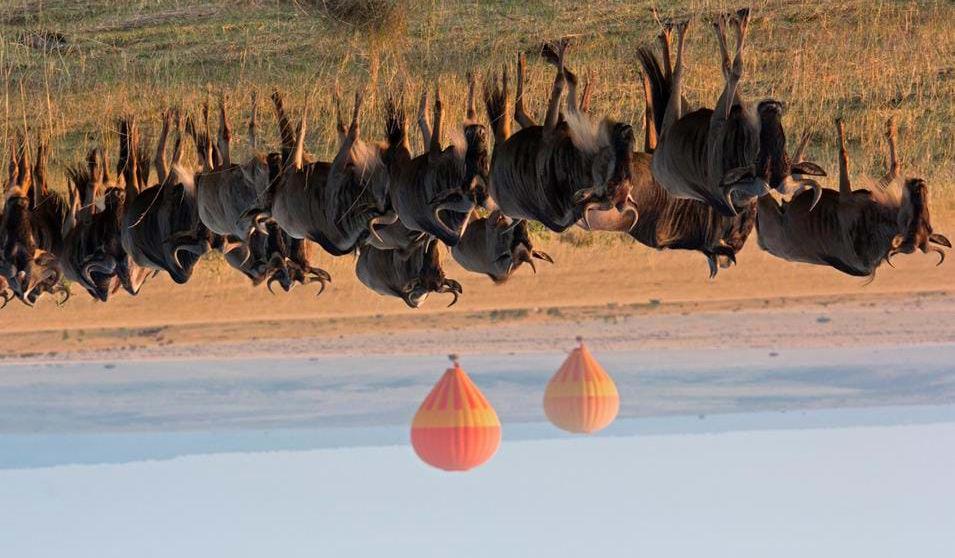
[2,221,953,362]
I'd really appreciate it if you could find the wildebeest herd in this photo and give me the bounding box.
[1,9,949,309]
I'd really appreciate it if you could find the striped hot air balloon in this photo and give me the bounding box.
[543,337,620,433]
[410,356,501,471]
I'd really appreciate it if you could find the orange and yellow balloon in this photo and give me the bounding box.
[543,337,620,433]
[411,356,501,471]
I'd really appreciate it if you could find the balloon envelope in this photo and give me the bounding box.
[543,341,619,433]
[411,363,501,471]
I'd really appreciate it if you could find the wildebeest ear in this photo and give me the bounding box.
[791,161,826,176]
[590,146,615,185]
[930,233,952,248]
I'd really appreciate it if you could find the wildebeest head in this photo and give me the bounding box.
[404,239,462,307]
[387,82,489,247]
[749,100,826,205]
[452,212,553,283]
[577,119,637,227]
[356,239,462,308]
[888,178,950,265]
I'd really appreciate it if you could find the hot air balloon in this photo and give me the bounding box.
[411,355,501,471]
[543,336,620,433]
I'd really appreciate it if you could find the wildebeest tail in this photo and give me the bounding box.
[637,46,668,135]
[136,133,152,189]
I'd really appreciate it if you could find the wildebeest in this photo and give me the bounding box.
[577,32,756,277]
[1,136,70,305]
[193,96,271,246]
[184,95,318,291]
[757,117,950,277]
[385,75,491,247]
[266,89,396,258]
[59,146,130,301]
[647,11,825,216]
[356,238,463,308]
[121,114,210,285]
[484,39,636,232]
[441,65,556,283]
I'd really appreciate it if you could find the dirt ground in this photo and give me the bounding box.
[2,216,952,363]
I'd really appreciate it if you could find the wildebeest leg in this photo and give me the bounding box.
[417,90,432,151]
[836,118,852,202]
[334,85,347,146]
[879,116,901,188]
[429,86,444,159]
[217,94,232,167]
[465,72,477,122]
[579,71,594,113]
[661,20,688,135]
[33,137,49,198]
[706,11,749,203]
[543,39,568,132]
[154,108,172,185]
[270,90,296,164]
[248,91,259,151]
[515,52,537,129]
[200,101,216,171]
[170,110,186,168]
[641,66,657,152]
[118,117,143,196]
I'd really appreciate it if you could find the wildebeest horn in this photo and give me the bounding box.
[723,189,739,217]
[620,197,639,231]
[929,233,951,248]
[532,250,554,264]
[806,180,823,212]
[82,257,117,298]
[930,247,945,266]
[305,266,331,296]
[439,278,462,307]
[368,211,399,246]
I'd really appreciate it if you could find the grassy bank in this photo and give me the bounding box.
[0,0,952,204]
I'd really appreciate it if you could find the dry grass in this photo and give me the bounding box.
[0,0,952,207]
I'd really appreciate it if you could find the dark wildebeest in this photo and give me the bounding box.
[0,136,70,305]
[648,11,825,216]
[121,114,210,285]
[576,32,756,277]
[192,96,271,245]
[385,75,491,247]
[446,68,555,283]
[484,39,636,233]
[186,95,323,291]
[266,90,397,258]
[59,146,132,301]
[356,238,463,308]
[757,117,950,277]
